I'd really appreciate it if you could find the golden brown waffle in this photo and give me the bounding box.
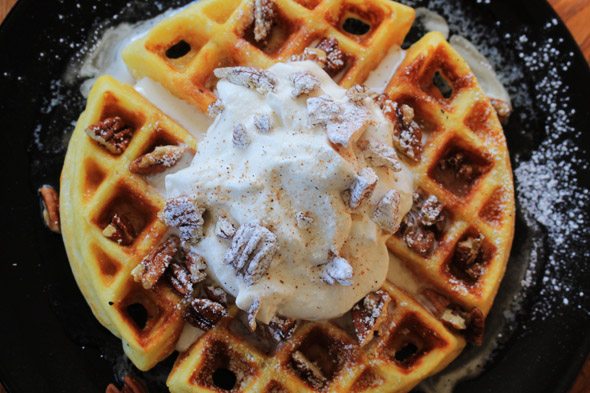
[60,1,514,392]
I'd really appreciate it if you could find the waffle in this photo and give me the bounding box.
[60,0,514,392]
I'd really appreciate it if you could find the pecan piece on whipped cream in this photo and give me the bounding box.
[167,250,207,296]
[320,254,353,286]
[373,189,401,234]
[132,235,180,289]
[352,290,391,346]
[247,297,261,332]
[223,220,278,285]
[214,66,277,94]
[295,211,313,230]
[253,0,275,43]
[307,95,343,126]
[253,113,272,133]
[39,185,60,233]
[390,103,423,161]
[215,216,236,239]
[268,315,297,341]
[291,351,327,390]
[290,47,327,68]
[129,145,184,175]
[207,99,225,117]
[160,196,205,245]
[360,140,402,172]
[343,167,378,209]
[106,375,149,393]
[316,37,345,75]
[103,213,136,245]
[232,123,251,149]
[289,71,320,98]
[85,116,134,155]
[182,297,228,331]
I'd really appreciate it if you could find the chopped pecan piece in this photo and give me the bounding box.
[167,250,207,296]
[103,213,136,245]
[289,72,320,98]
[352,290,391,346]
[360,140,402,172]
[307,95,343,126]
[39,185,60,233]
[248,297,261,332]
[419,195,444,226]
[346,84,370,103]
[233,123,251,149]
[132,235,180,289]
[161,196,205,245]
[207,99,225,116]
[253,113,272,133]
[129,145,184,175]
[290,47,327,68]
[439,152,477,182]
[316,37,345,75]
[223,220,278,285]
[392,103,422,161]
[291,351,327,390]
[215,216,236,239]
[421,289,451,315]
[183,298,228,331]
[253,0,275,43]
[105,375,149,393]
[440,309,467,330]
[343,167,378,209]
[214,66,277,94]
[373,189,401,233]
[403,225,435,256]
[85,116,134,155]
[320,254,353,286]
[454,234,484,269]
[268,315,297,341]
[204,284,229,306]
[295,211,313,230]
[489,98,512,124]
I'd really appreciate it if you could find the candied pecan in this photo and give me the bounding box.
[465,307,485,346]
[39,185,60,233]
[291,351,327,390]
[420,195,444,227]
[343,167,378,209]
[373,189,401,234]
[295,211,313,230]
[204,284,229,306]
[290,47,327,68]
[346,84,370,103]
[360,140,402,172]
[392,103,423,161]
[214,66,277,94]
[320,254,353,286]
[183,298,228,331]
[421,289,451,315]
[253,113,272,133]
[253,0,275,43]
[215,216,236,239]
[268,315,297,341]
[439,152,478,182]
[489,98,512,124]
[248,297,261,332]
[85,116,133,155]
[132,235,180,289]
[167,250,207,296]
[307,95,343,126]
[289,71,320,98]
[223,220,278,285]
[454,234,484,269]
[207,99,225,117]
[103,213,136,245]
[440,308,467,330]
[403,225,435,256]
[129,145,184,175]
[233,123,251,149]
[316,37,345,75]
[308,95,370,146]
[161,196,205,245]
[352,290,391,346]
[105,375,149,393]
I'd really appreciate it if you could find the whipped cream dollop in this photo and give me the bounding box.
[166,61,414,322]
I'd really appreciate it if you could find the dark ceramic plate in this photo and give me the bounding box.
[1,0,589,392]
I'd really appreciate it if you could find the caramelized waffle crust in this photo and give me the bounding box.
[60,0,514,392]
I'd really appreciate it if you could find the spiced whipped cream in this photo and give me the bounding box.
[165,61,414,323]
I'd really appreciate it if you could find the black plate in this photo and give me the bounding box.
[1,0,589,392]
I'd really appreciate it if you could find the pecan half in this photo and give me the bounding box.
[232,123,251,149]
[361,140,402,172]
[39,185,60,233]
[132,235,180,289]
[268,315,297,341]
[103,213,136,245]
[343,167,378,209]
[253,0,275,43]
[352,290,391,346]
[289,72,320,98]
[167,250,207,296]
[489,98,512,124]
[161,196,205,245]
[86,116,134,155]
[223,220,278,285]
[248,297,261,332]
[208,99,225,117]
[291,351,327,390]
[214,67,277,94]
[253,113,272,133]
[465,307,485,346]
[316,37,345,75]
[105,375,149,393]
[320,255,353,286]
[392,103,422,161]
[290,47,327,68]
[183,298,228,331]
[129,145,184,175]
[373,189,401,234]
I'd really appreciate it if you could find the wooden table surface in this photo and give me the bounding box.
[0,0,588,393]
